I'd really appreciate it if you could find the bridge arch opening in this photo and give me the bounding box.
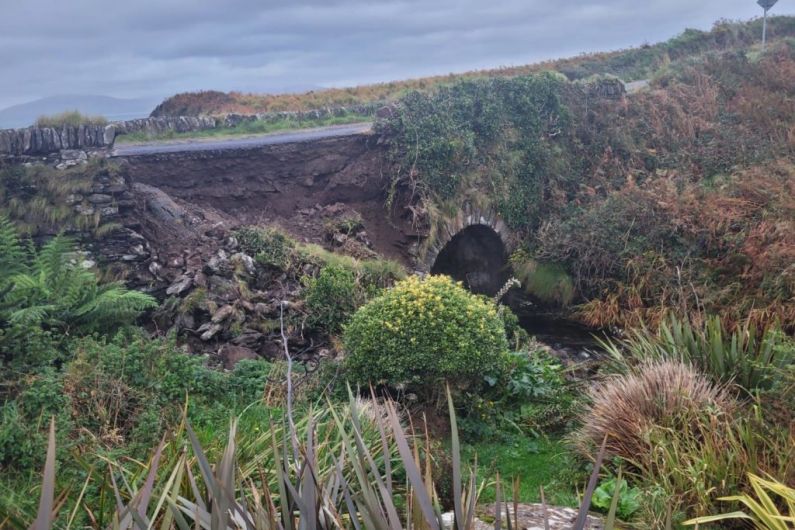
[430,224,510,297]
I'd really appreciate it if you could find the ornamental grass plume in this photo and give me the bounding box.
[577,360,736,462]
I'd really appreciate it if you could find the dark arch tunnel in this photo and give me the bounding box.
[430,224,511,297]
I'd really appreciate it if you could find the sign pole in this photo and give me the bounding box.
[757,0,779,51]
[763,8,768,49]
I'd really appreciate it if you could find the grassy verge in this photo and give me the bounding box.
[462,436,584,507]
[115,113,372,144]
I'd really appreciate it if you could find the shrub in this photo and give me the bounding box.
[577,360,736,462]
[304,264,361,335]
[685,473,795,529]
[228,358,273,401]
[344,275,508,390]
[577,360,795,523]
[461,347,578,439]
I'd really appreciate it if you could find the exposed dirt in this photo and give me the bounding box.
[121,132,416,265]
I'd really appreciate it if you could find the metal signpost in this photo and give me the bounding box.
[757,0,779,50]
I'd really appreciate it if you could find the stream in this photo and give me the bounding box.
[513,305,609,362]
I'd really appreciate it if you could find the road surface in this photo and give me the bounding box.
[111,122,373,157]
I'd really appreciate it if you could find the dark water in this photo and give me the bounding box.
[514,307,609,359]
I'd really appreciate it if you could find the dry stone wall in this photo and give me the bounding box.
[0,123,111,157]
[0,103,380,157]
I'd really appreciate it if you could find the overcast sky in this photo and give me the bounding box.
[0,0,792,110]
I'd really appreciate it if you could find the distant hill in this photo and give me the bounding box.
[152,16,795,117]
[0,95,161,129]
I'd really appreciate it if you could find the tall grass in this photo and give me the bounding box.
[600,315,795,394]
[34,111,108,128]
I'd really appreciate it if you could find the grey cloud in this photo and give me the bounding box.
[0,0,792,110]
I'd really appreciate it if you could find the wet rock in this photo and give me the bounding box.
[74,203,94,216]
[100,206,119,217]
[56,160,80,170]
[65,194,82,205]
[193,271,208,288]
[175,312,195,331]
[254,302,273,316]
[225,235,239,251]
[61,149,88,161]
[232,330,265,349]
[168,255,186,269]
[207,275,238,302]
[148,261,163,277]
[133,183,187,224]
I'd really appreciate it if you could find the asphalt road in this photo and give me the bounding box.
[110,122,373,156]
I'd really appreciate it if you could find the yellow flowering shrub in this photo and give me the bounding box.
[344,275,508,388]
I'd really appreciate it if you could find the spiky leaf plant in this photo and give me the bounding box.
[685,473,795,530]
[601,314,794,394]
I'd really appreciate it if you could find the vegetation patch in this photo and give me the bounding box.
[344,275,508,392]
[34,110,108,128]
[379,41,795,330]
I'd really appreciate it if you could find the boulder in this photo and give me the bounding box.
[204,250,231,276]
[211,304,236,323]
[166,275,193,296]
[88,193,113,204]
[132,183,187,223]
[197,322,223,341]
[218,344,259,370]
[230,252,256,277]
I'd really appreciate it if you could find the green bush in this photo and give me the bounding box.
[304,264,361,335]
[229,358,273,401]
[0,403,44,471]
[461,348,578,439]
[344,275,508,390]
[603,315,795,395]
[234,226,295,269]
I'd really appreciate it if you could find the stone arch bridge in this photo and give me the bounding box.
[107,125,518,296]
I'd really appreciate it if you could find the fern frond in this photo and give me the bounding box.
[73,286,156,330]
[34,234,75,287]
[8,304,58,326]
[0,216,26,285]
